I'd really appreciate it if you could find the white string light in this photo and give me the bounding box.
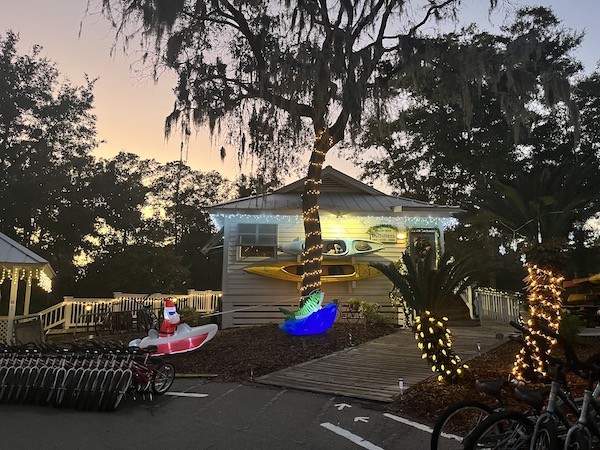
[414,311,468,383]
[512,263,563,382]
[0,266,53,293]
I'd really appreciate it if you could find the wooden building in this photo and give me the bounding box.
[208,167,462,328]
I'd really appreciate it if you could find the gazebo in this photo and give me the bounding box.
[0,232,55,341]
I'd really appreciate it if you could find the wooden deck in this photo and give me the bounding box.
[257,321,517,402]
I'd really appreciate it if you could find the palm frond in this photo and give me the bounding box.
[372,251,481,314]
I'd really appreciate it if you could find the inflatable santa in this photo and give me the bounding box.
[160,298,181,335]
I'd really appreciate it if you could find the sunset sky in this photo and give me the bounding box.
[1,1,599,185]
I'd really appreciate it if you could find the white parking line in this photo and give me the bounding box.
[383,413,433,433]
[320,422,385,450]
[383,413,461,441]
[165,392,208,398]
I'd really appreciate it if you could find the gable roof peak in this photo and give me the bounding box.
[276,166,385,195]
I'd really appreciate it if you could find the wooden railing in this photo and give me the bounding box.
[1,289,222,340]
[474,287,523,324]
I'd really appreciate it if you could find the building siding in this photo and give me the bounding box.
[219,213,437,328]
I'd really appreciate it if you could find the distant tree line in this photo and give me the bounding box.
[359,8,600,289]
[0,31,237,312]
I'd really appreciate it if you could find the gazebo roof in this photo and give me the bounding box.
[0,232,55,277]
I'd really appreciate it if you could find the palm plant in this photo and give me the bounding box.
[477,156,599,382]
[372,251,479,382]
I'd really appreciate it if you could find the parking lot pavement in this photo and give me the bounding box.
[0,379,433,449]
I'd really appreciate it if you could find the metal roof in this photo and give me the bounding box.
[209,166,461,215]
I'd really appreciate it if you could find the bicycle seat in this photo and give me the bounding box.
[475,378,507,397]
[513,385,550,411]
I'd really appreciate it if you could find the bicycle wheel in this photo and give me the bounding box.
[563,427,592,450]
[73,369,91,409]
[151,362,175,395]
[112,369,132,411]
[7,366,24,403]
[56,367,77,408]
[0,366,9,402]
[11,366,28,403]
[22,366,38,403]
[531,417,560,450]
[431,400,494,449]
[2,366,16,403]
[48,367,66,406]
[463,410,534,450]
[97,370,114,412]
[82,369,100,410]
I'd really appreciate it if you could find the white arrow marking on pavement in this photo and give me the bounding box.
[320,422,384,450]
[165,392,209,398]
[354,416,369,423]
[335,403,352,410]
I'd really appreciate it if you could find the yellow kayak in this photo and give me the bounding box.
[563,273,600,288]
[566,293,600,304]
[244,261,381,283]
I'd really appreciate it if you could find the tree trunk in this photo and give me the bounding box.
[300,132,329,298]
[512,242,565,383]
[413,310,465,383]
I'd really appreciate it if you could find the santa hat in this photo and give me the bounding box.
[164,298,176,309]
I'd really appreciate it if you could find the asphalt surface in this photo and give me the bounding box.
[0,379,434,449]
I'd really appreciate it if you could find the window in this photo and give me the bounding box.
[238,223,277,257]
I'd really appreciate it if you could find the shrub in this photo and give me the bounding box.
[559,313,585,346]
[179,306,212,327]
[358,300,390,325]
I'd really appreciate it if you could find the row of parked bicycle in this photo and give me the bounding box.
[430,320,600,449]
[0,340,175,412]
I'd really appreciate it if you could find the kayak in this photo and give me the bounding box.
[279,238,384,258]
[244,261,381,283]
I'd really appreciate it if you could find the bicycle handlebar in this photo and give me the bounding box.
[509,320,529,335]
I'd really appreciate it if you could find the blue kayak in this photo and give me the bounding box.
[279,302,338,336]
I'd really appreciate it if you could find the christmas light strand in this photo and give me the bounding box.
[511,263,563,382]
[414,311,468,383]
[0,267,53,293]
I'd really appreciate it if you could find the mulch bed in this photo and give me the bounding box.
[162,322,398,381]
[388,336,600,426]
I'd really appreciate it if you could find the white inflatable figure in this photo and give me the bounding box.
[160,298,181,335]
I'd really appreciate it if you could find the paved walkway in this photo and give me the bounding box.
[257,321,517,402]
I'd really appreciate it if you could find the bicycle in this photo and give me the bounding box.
[528,323,600,450]
[334,302,362,323]
[0,338,174,411]
[135,293,160,333]
[463,323,600,450]
[431,321,546,449]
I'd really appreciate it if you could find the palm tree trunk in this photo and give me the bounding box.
[300,132,329,297]
[512,248,563,382]
[414,310,465,383]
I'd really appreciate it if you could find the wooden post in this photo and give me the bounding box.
[6,268,19,342]
[24,276,32,316]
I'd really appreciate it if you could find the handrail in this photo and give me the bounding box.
[5,290,222,335]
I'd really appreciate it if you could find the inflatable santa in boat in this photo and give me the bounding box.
[129,298,218,355]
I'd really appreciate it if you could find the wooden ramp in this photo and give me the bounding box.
[257,321,516,402]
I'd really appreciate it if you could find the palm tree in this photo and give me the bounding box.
[477,156,599,382]
[372,251,479,382]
